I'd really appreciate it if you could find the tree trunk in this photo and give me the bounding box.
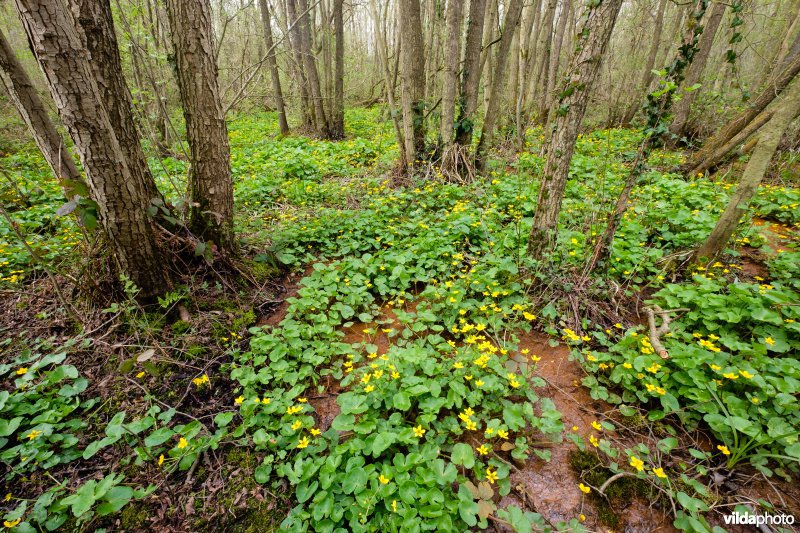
[684,51,800,176]
[669,1,726,139]
[693,75,800,262]
[0,27,84,199]
[533,0,557,122]
[14,0,169,299]
[621,0,667,125]
[283,0,314,128]
[166,0,235,251]
[71,0,163,205]
[398,0,426,165]
[439,0,462,150]
[368,0,406,168]
[474,0,524,170]
[528,0,624,259]
[295,0,330,137]
[331,0,345,139]
[258,0,290,135]
[544,0,570,115]
[454,0,487,147]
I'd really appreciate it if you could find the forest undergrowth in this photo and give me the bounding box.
[1,108,799,532]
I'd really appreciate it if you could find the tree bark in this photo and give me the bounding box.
[166,0,235,250]
[439,0,462,150]
[368,0,406,168]
[331,0,345,139]
[545,0,570,115]
[533,0,557,122]
[14,0,169,298]
[669,0,726,139]
[398,0,426,165]
[693,75,800,262]
[454,0,486,147]
[528,0,624,259]
[474,0,524,170]
[70,0,163,205]
[0,27,84,199]
[258,0,290,135]
[683,51,800,176]
[295,0,330,137]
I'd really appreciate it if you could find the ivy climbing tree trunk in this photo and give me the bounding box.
[0,27,84,200]
[585,0,710,274]
[527,0,624,260]
[166,0,235,251]
[13,0,170,299]
[258,0,290,135]
[669,0,726,139]
[474,0,524,171]
[398,0,426,165]
[454,0,487,148]
[693,75,800,263]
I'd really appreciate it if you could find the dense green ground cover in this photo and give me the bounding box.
[1,109,798,531]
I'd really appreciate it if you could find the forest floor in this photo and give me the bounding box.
[1,108,800,532]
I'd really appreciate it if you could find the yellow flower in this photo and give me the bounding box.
[192,374,210,387]
[379,474,390,484]
[509,379,520,389]
[475,379,484,387]
[234,396,244,405]
[3,494,10,502]
[739,370,754,379]
[391,500,397,512]
[158,454,164,466]
[298,397,308,403]
[310,428,321,436]
[629,456,644,472]
[652,467,667,479]
[287,406,302,415]
[297,437,310,449]
[413,425,426,438]
[578,483,591,494]
[291,420,302,431]
[589,435,599,447]
[3,518,21,528]
[622,362,632,369]
[136,371,146,379]
[717,444,730,456]
[177,437,188,449]
[722,373,739,380]
[391,371,400,379]
[764,337,775,346]
[572,426,578,431]
[486,468,499,484]
[591,421,602,431]
[25,429,42,441]
[476,444,489,455]
[497,429,509,439]
[580,513,586,522]
[365,385,375,393]
[262,397,271,404]
[15,367,28,375]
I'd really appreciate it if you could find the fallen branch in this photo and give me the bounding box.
[643,305,686,359]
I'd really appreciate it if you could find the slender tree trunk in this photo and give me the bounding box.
[0,27,84,199]
[398,0,426,165]
[622,0,667,125]
[474,0,523,170]
[14,0,169,298]
[528,0,624,259]
[533,0,557,122]
[454,0,487,147]
[295,0,330,137]
[439,0,462,150]
[693,75,800,262]
[166,0,235,251]
[368,0,406,168]
[71,0,163,205]
[545,0,570,115]
[331,0,345,139]
[258,0,290,135]
[684,51,800,176]
[480,0,497,116]
[283,0,314,128]
[669,1,726,139]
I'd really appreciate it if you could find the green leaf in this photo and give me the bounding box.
[144,427,174,447]
[451,443,475,468]
[342,467,367,494]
